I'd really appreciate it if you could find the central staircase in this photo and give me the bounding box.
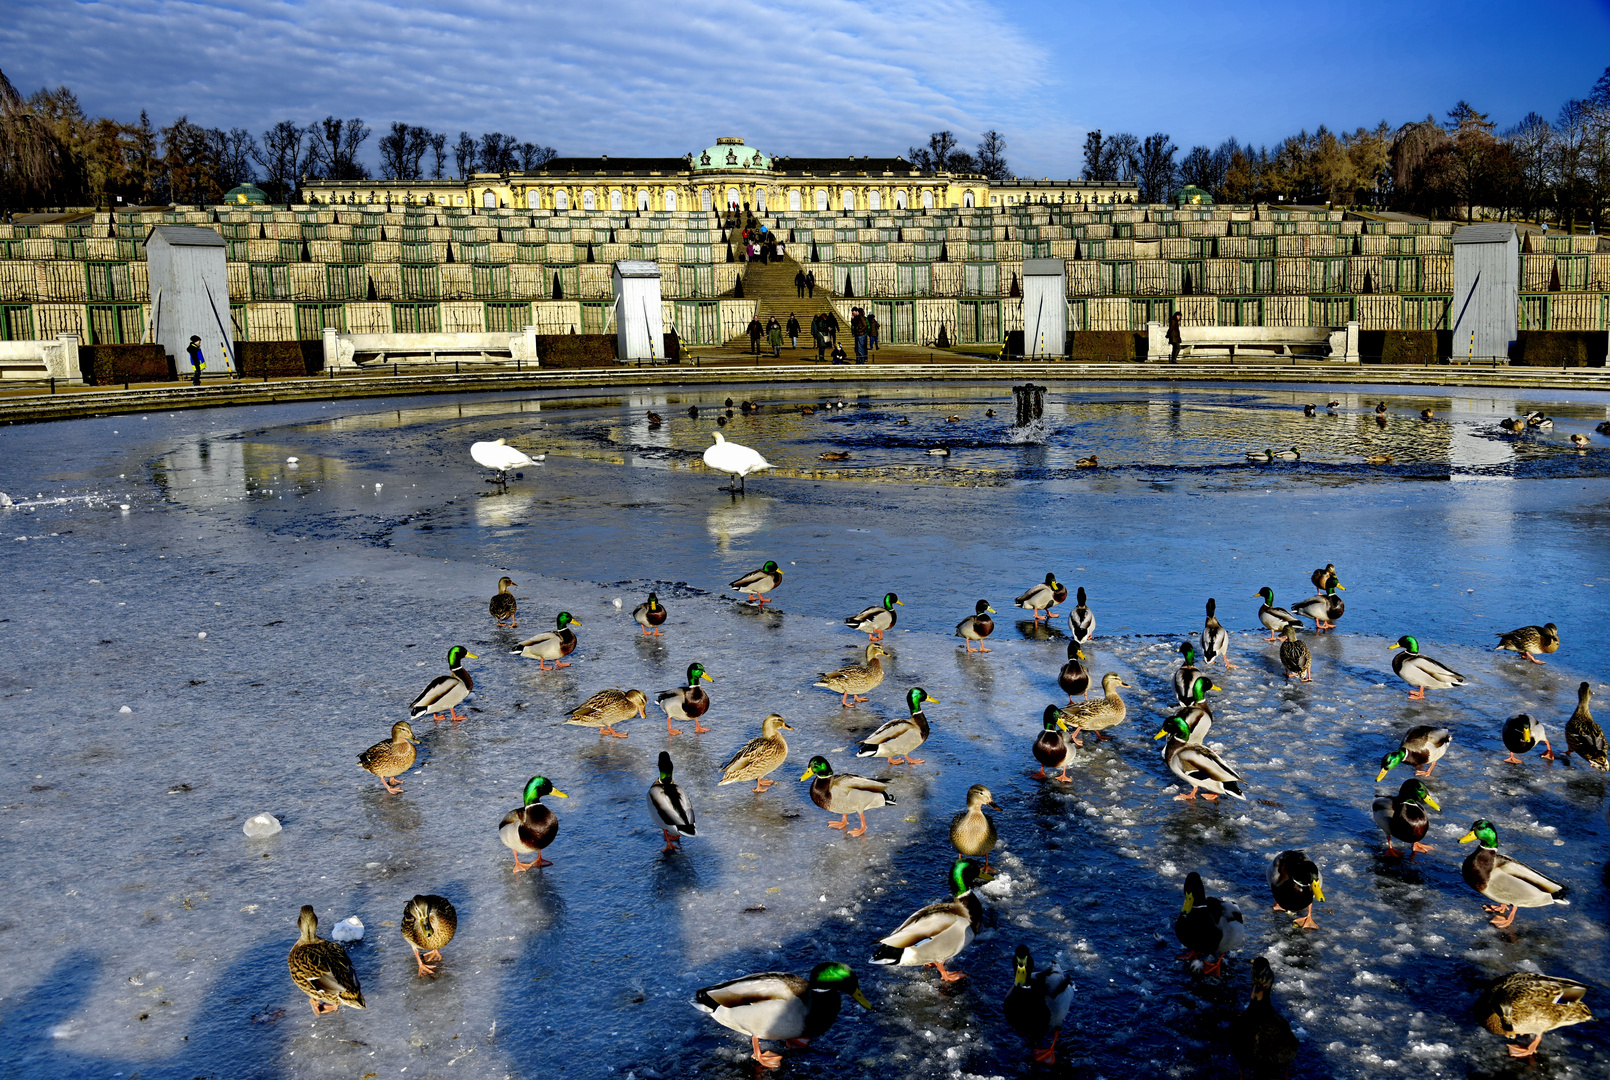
[722,251,839,352]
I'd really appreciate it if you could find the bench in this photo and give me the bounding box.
[1145,321,1359,364]
[322,328,539,369]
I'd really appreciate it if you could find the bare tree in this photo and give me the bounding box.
[518,141,557,171]
[308,116,369,180]
[1136,133,1176,201]
[453,131,476,178]
[428,131,447,179]
[214,127,257,189]
[1102,133,1140,183]
[478,132,517,173]
[252,119,307,201]
[0,69,66,211]
[976,130,1009,180]
[908,130,959,173]
[1081,129,1106,180]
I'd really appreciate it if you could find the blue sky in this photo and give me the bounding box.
[4,0,1607,178]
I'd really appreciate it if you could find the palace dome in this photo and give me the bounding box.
[690,137,771,172]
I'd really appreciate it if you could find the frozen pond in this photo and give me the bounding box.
[1,379,1608,1079]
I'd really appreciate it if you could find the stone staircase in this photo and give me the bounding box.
[722,250,839,352]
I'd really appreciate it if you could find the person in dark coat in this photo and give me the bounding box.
[851,308,869,364]
[830,342,848,365]
[666,326,681,362]
[868,313,880,351]
[766,316,783,357]
[747,316,763,355]
[786,313,801,349]
[186,335,205,386]
[794,269,806,298]
[824,309,839,355]
[812,313,827,361]
[806,270,816,298]
[1167,311,1183,363]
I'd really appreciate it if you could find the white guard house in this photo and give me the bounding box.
[612,261,664,362]
[1450,224,1518,363]
[146,226,236,373]
[1020,258,1066,359]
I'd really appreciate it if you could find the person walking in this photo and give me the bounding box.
[1167,311,1183,363]
[824,308,839,358]
[812,313,827,361]
[805,270,816,298]
[786,313,800,349]
[186,335,205,386]
[747,315,763,356]
[868,312,881,351]
[767,316,783,357]
[794,269,806,298]
[851,307,869,364]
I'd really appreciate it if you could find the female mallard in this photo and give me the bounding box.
[1062,672,1130,744]
[717,714,792,793]
[1366,453,1394,465]
[1201,598,1235,670]
[658,662,714,737]
[566,688,647,738]
[1173,871,1245,976]
[1172,641,1203,706]
[512,612,581,670]
[649,751,695,852]
[1156,715,1246,801]
[1474,972,1594,1059]
[400,894,457,977]
[288,906,366,1014]
[1501,713,1555,763]
[1377,725,1453,779]
[1390,635,1466,699]
[1268,850,1324,929]
[950,784,999,870]
[1372,777,1439,857]
[1459,819,1570,927]
[1057,642,1090,702]
[800,755,895,837]
[1031,705,1072,781]
[1075,455,1098,468]
[357,721,419,792]
[1292,585,1344,631]
[1494,623,1559,664]
[955,600,996,652]
[410,645,477,723]
[1310,564,1342,591]
[632,592,668,636]
[1562,681,1608,770]
[489,575,518,628]
[730,560,783,606]
[693,961,870,1071]
[498,775,567,872]
[1255,588,1303,642]
[1228,957,1299,1075]
[855,687,938,766]
[1015,573,1063,622]
[871,859,988,982]
[1004,945,1074,1064]
[846,593,902,641]
[1278,624,1312,682]
[1068,587,1095,645]
[813,642,888,707]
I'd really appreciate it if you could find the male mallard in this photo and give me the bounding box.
[1173,871,1244,976]
[1246,449,1273,463]
[856,687,937,766]
[489,575,518,628]
[1031,705,1072,781]
[1003,945,1074,1064]
[632,592,668,636]
[498,775,567,872]
[1562,681,1608,770]
[1156,714,1246,801]
[1291,585,1344,631]
[1170,677,1219,742]
[1372,777,1439,857]
[1501,713,1556,764]
[693,961,870,1071]
[813,642,888,707]
[512,612,581,670]
[1389,635,1466,699]
[1063,672,1130,744]
[1459,819,1570,927]
[1201,597,1235,670]
[1254,587,1303,642]
[1057,641,1090,702]
[1474,972,1594,1059]
[400,894,457,977]
[955,599,996,652]
[1015,572,1062,622]
[717,714,792,793]
[649,751,695,852]
[846,593,902,641]
[1268,850,1324,930]
[409,645,477,723]
[567,688,647,738]
[288,906,366,1014]
[1228,957,1299,1076]
[871,859,988,982]
[1498,417,1523,434]
[800,755,895,837]
[1172,641,1204,706]
[730,560,783,606]
[1272,447,1300,461]
[658,661,714,736]
[1068,587,1095,645]
[1494,623,1559,664]
[1377,726,1453,779]
[950,784,999,870]
[357,720,419,792]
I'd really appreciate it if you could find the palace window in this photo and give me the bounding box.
[963,191,975,208]
[555,191,569,210]
[895,190,907,210]
[583,190,596,211]
[921,190,934,209]
[482,192,495,208]
[816,190,829,212]
[610,190,623,211]
[528,191,540,209]
[756,189,766,212]
[726,187,740,208]
[843,191,855,212]
[638,190,650,212]
[700,189,711,211]
[665,190,677,211]
[868,191,881,212]
[789,190,802,212]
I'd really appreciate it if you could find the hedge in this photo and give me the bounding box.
[536,334,617,368]
[1507,331,1607,367]
[1069,331,1145,362]
[1358,330,1450,364]
[237,340,322,377]
[79,344,172,385]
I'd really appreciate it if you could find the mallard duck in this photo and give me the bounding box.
[1156,714,1246,801]
[813,642,888,707]
[658,661,714,737]
[819,450,851,461]
[1057,641,1089,702]
[1366,453,1394,464]
[288,905,366,1015]
[717,714,792,793]
[1278,624,1312,682]
[1170,678,1217,743]
[1255,588,1303,641]
[845,592,902,641]
[895,416,910,426]
[1327,399,1341,411]
[1172,641,1203,706]
[1272,447,1300,461]
[927,446,951,457]
[945,414,962,422]
[856,687,937,766]
[1460,818,1570,927]
[498,775,567,872]
[1015,572,1063,621]
[646,410,663,426]
[1245,449,1273,463]
[730,560,783,605]
[1004,945,1074,1064]
[409,645,477,723]
[632,592,668,636]
[1309,564,1341,591]
[1075,455,1098,468]
[871,859,988,982]
[1228,957,1299,1076]
[489,575,518,628]
[689,405,700,419]
[693,962,870,1070]
[566,688,647,738]
[1528,413,1554,430]
[1173,871,1245,976]
[400,894,457,977]
[1201,597,1235,670]
[1598,420,1610,436]
[955,599,996,652]
[1032,705,1072,781]
[1498,416,1523,433]
[1291,585,1344,631]
[512,612,581,670]
[649,751,695,852]
[1389,635,1466,699]
[1372,777,1439,857]
[1377,725,1453,779]
[1474,972,1594,1058]
[1268,851,1324,930]
[950,784,999,870]
[1420,408,1435,421]
[1562,681,1607,770]
[1494,623,1559,664]
[1376,401,1388,416]
[1501,713,1555,764]
[1068,586,1095,645]
[1303,403,1317,417]
[357,720,419,792]
[800,755,895,837]
[1063,672,1130,744]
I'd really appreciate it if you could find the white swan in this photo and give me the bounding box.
[471,439,543,485]
[703,432,772,493]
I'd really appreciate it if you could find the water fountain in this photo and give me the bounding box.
[1008,381,1047,443]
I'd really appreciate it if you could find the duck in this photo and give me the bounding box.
[646,410,663,426]
[1075,455,1098,468]
[730,560,783,606]
[632,592,668,636]
[1310,564,1341,591]
[688,405,700,419]
[1327,399,1341,411]
[1003,946,1075,1064]
[498,775,567,871]
[1170,677,1218,743]
[704,432,772,493]
[1389,635,1466,699]
[1498,417,1523,433]
[1068,586,1095,645]
[1474,972,1594,1059]
[1375,401,1388,416]
[717,714,792,793]
[1291,584,1344,631]
[1228,957,1300,1076]
[648,751,696,852]
[845,592,902,641]
[1245,449,1273,463]
[1528,413,1554,430]
[1599,420,1610,436]
[1365,453,1394,465]
[819,450,851,461]
[1156,714,1246,801]
[856,687,938,766]
[1377,725,1453,779]
[870,859,988,982]
[1562,681,1607,770]
[1302,403,1316,417]
[1501,713,1556,764]
[1032,705,1073,781]
[357,720,419,792]
[566,688,647,738]
[1420,408,1435,421]
[799,404,816,415]
[512,612,581,670]
[945,414,962,422]
[1201,598,1235,670]
[1278,624,1312,682]
[1494,622,1560,664]
[1459,818,1570,927]
[955,599,996,652]
[1570,432,1590,449]
[409,645,477,723]
[927,446,951,457]
[400,894,457,978]
[1172,641,1204,706]
[1272,447,1300,461]
[1255,588,1303,641]
[1015,572,1064,622]
[693,962,870,1071]
[1173,872,1245,976]
[489,575,518,628]
[1063,672,1130,745]
[470,438,541,485]
[814,642,888,707]
[1268,851,1324,930]
[287,905,366,1015]
[1057,641,1090,702]
[658,662,714,737]
[950,784,1000,869]
[799,755,895,837]
[1372,777,1439,857]
[985,408,995,417]
[895,416,910,426]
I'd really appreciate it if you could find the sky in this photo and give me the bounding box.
[4,0,1608,179]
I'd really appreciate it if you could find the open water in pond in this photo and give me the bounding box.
[1,381,1608,1080]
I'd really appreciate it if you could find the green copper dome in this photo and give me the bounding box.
[224,182,269,205]
[1173,185,1213,206]
[691,138,771,172]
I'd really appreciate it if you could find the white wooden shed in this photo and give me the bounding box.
[1451,224,1518,363]
[146,226,236,372]
[1020,258,1066,358]
[613,261,663,362]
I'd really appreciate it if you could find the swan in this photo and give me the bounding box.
[703,432,772,493]
[471,439,543,485]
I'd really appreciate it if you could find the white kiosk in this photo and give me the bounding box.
[1021,258,1066,359]
[612,261,664,363]
[146,225,236,373]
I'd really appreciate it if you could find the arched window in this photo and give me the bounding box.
[610,190,622,211]
[755,189,766,212]
[726,186,740,209]
[868,190,881,211]
[637,189,650,212]
[527,191,541,209]
[842,190,855,212]
[700,189,711,211]
[921,189,934,209]
[482,191,496,208]
[789,189,801,211]
[895,190,907,209]
[665,190,677,211]
[963,190,974,208]
[815,189,829,211]
[555,190,569,210]
[583,190,596,211]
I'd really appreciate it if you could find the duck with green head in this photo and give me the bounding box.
[499,775,568,872]
[1460,819,1571,927]
[1268,850,1324,930]
[1015,572,1062,622]
[512,612,581,670]
[1292,583,1345,631]
[871,858,989,982]
[1058,641,1089,701]
[1173,871,1245,976]
[1169,676,1220,743]
[855,687,938,766]
[648,751,695,852]
[658,662,714,736]
[409,645,477,723]
[1501,713,1555,764]
[1003,945,1074,1064]
[693,961,870,1070]
[1031,705,1072,781]
[1255,588,1302,642]
[1376,725,1453,780]
[956,599,996,652]
[1156,714,1245,801]
[1371,777,1439,858]
[800,755,895,837]
[1389,635,1466,700]
[1172,641,1203,706]
[1068,586,1094,645]
[730,560,783,606]
[632,591,667,636]
[846,592,902,641]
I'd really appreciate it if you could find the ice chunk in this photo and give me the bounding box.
[197,632,207,639]
[331,916,364,942]
[119,705,132,713]
[242,813,282,838]
[286,456,299,464]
